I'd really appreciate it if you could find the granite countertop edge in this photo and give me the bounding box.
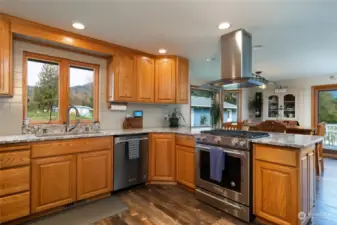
[0,127,197,145]
[0,127,324,149]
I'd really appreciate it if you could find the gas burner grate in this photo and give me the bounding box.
[200,129,270,139]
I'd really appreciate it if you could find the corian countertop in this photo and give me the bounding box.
[251,132,324,148]
[0,127,323,148]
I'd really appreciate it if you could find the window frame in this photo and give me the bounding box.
[223,90,242,123]
[23,51,100,124]
[190,85,216,128]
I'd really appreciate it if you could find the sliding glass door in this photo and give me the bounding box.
[313,84,337,150]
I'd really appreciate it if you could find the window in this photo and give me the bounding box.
[190,87,215,127]
[27,59,60,122]
[23,52,99,123]
[223,90,242,123]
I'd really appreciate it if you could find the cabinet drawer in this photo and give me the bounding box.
[32,137,113,158]
[254,144,297,167]
[0,166,30,197]
[175,135,195,147]
[0,192,30,223]
[0,144,30,152]
[0,150,30,169]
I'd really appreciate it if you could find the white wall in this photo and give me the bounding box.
[0,41,190,135]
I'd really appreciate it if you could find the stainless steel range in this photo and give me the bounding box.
[195,129,269,222]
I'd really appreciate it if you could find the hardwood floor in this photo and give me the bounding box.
[94,158,337,225]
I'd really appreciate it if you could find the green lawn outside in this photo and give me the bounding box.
[27,110,93,121]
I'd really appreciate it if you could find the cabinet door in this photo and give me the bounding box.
[136,56,154,103]
[308,152,315,212]
[114,52,137,102]
[149,134,175,181]
[77,150,112,200]
[31,155,76,213]
[0,19,12,96]
[255,160,297,225]
[155,58,176,103]
[176,145,195,188]
[176,57,189,104]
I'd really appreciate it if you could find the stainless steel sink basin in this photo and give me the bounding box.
[35,131,102,137]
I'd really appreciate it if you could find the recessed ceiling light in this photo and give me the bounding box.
[218,22,231,30]
[206,58,211,62]
[72,22,85,30]
[206,58,215,62]
[158,48,167,54]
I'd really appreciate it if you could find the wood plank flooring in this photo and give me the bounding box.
[94,158,337,225]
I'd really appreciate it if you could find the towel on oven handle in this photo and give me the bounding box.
[210,147,226,182]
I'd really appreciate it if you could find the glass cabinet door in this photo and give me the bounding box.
[283,94,296,119]
[268,95,279,118]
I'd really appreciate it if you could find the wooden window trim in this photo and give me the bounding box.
[23,51,100,124]
[311,84,337,128]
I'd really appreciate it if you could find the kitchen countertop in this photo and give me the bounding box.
[0,127,203,145]
[0,127,323,148]
[251,132,324,148]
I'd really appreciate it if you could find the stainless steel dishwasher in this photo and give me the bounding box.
[113,134,148,191]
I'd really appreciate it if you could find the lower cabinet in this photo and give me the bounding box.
[176,145,195,188]
[149,133,175,181]
[77,150,112,200]
[255,160,298,225]
[0,192,30,223]
[31,155,76,213]
[254,144,316,225]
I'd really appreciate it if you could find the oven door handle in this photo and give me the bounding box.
[196,189,243,211]
[196,144,246,159]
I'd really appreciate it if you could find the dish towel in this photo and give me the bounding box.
[128,139,140,160]
[210,147,226,182]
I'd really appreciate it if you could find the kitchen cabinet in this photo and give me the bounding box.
[0,143,30,223]
[111,51,137,102]
[155,58,176,103]
[254,144,315,225]
[77,150,112,200]
[176,145,195,188]
[0,18,12,96]
[31,155,77,213]
[263,89,302,121]
[136,56,155,103]
[175,57,189,104]
[149,133,176,181]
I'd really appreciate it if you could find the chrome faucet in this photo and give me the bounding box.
[66,105,80,132]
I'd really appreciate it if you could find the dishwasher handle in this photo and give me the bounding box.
[114,137,148,144]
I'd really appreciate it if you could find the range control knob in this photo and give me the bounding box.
[214,137,221,143]
[197,135,206,141]
[239,141,246,147]
[231,138,239,146]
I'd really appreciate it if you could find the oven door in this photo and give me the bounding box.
[195,144,250,206]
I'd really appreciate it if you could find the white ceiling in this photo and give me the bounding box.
[1,0,337,83]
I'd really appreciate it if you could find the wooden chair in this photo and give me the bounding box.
[315,123,325,176]
[256,120,287,133]
[223,122,244,130]
[223,122,233,130]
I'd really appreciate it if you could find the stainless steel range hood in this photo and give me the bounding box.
[201,29,270,90]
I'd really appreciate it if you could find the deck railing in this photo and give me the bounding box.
[324,123,337,149]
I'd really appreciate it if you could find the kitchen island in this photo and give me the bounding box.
[252,133,323,225]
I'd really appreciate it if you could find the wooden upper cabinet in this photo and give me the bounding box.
[113,51,137,102]
[176,57,189,104]
[155,58,176,103]
[136,56,155,103]
[0,18,12,96]
[77,150,112,200]
[149,133,175,181]
[31,155,76,213]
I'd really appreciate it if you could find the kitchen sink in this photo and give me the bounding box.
[35,131,102,137]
